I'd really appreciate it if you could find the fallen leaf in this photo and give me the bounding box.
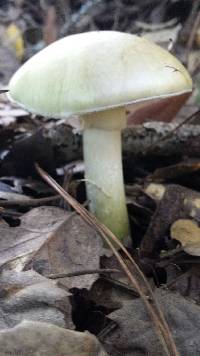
[171,219,200,256]
[102,289,200,356]
[0,205,104,290]
[0,206,70,269]
[0,270,73,330]
[0,320,107,356]
[26,213,105,290]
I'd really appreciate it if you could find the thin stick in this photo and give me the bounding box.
[0,195,60,207]
[102,276,139,297]
[47,268,120,279]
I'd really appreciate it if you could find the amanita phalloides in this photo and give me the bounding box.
[8,31,192,241]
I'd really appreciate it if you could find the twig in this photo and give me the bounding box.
[102,276,139,297]
[47,268,120,279]
[0,195,60,207]
[36,164,179,356]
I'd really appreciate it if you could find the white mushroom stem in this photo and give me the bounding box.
[82,107,130,240]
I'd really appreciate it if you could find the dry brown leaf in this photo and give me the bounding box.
[0,320,107,356]
[0,205,104,289]
[102,289,200,356]
[171,219,200,256]
[0,206,68,270]
[25,213,105,290]
[0,270,73,330]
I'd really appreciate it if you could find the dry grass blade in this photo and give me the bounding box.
[36,164,179,356]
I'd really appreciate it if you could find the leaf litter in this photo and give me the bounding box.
[0,205,105,290]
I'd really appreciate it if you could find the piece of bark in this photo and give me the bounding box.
[3,121,200,178]
[122,122,200,158]
[46,122,200,163]
[0,128,56,177]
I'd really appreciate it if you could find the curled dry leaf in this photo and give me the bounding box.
[171,219,200,256]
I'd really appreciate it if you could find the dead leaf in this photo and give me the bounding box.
[171,219,200,256]
[0,270,73,330]
[166,264,200,303]
[0,206,70,269]
[26,213,105,290]
[0,205,104,290]
[102,289,200,356]
[0,320,107,356]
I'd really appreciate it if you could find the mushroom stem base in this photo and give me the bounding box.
[83,108,129,241]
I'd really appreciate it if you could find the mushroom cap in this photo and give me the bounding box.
[9,31,192,118]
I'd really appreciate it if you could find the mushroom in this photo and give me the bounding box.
[8,31,192,241]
